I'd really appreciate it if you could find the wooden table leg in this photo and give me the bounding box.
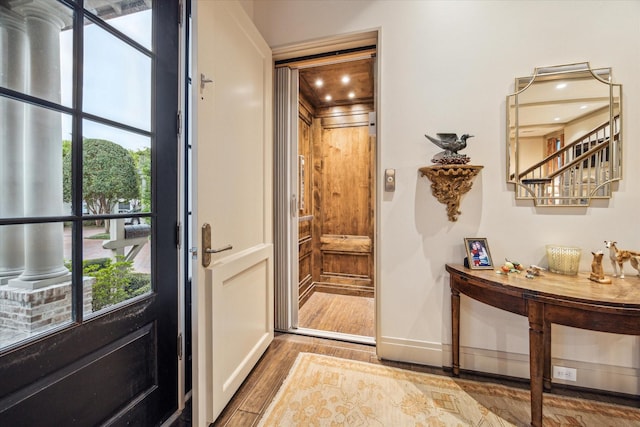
[543,319,552,391]
[451,286,460,376]
[528,302,544,427]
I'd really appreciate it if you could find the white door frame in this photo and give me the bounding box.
[272,29,381,346]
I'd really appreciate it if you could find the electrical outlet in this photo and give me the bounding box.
[553,366,577,381]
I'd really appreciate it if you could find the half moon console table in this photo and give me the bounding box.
[446,263,640,427]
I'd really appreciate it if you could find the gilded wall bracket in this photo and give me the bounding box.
[419,165,483,221]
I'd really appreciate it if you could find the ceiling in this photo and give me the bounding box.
[298,57,375,109]
[509,72,614,138]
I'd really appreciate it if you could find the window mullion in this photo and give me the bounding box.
[71,3,84,322]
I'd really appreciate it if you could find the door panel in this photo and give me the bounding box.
[209,244,273,417]
[192,1,273,424]
[315,124,374,293]
[0,2,178,425]
[298,219,313,305]
[2,323,155,425]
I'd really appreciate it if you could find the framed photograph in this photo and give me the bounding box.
[464,238,493,269]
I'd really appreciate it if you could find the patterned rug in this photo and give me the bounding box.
[258,353,640,426]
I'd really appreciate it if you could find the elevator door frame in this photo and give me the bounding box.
[273,30,380,346]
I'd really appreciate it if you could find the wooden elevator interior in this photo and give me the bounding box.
[295,51,376,337]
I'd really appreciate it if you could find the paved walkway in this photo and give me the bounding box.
[63,225,150,274]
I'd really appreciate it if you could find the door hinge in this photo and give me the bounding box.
[176,222,181,248]
[177,333,183,360]
[178,0,184,26]
[176,110,182,137]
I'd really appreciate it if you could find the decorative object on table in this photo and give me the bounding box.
[604,240,640,278]
[545,244,581,275]
[589,251,612,284]
[463,238,493,269]
[498,258,524,274]
[525,265,545,279]
[425,133,473,164]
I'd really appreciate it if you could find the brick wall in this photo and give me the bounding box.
[0,277,94,335]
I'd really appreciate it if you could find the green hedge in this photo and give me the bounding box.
[66,257,151,311]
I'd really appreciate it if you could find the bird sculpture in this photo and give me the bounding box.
[425,133,474,164]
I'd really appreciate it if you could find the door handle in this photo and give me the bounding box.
[200,73,213,90]
[205,244,233,254]
[201,223,232,267]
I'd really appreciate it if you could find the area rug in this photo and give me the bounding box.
[258,352,640,426]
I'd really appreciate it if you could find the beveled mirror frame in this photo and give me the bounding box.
[507,62,622,206]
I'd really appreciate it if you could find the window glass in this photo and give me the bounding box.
[1,222,73,350]
[84,0,152,49]
[83,18,151,131]
[82,219,152,317]
[0,1,73,107]
[0,0,155,351]
[82,120,151,216]
[0,97,73,218]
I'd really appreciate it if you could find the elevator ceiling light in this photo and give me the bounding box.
[325,95,332,101]
[315,79,323,87]
[348,91,355,99]
[341,75,350,84]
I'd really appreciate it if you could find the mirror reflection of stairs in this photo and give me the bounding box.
[519,115,619,205]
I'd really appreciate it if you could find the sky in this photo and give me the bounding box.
[60,9,152,151]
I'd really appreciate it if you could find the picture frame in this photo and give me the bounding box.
[464,238,493,269]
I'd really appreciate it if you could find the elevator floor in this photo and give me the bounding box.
[298,291,374,337]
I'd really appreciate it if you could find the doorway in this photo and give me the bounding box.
[274,36,378,344]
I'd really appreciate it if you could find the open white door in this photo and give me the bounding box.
[191,1,273,425]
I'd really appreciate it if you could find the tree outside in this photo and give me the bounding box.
[63,139,140,230]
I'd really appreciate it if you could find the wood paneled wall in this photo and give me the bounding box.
[298,96,375,305]
[298,96,314,305]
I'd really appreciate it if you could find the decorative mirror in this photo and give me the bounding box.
[507,63,622,206]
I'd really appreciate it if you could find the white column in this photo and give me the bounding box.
[9,5,70,290]
[0,8,26,285]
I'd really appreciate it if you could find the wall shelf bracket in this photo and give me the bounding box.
[419,165,483,222]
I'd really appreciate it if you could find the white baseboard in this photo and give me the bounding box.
[377,335,443,366]
[548,356,640,395]
[450,345,640,395]
[379,338,640,395]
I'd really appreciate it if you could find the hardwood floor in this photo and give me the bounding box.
[165,332,640,426]
[298,291,374,337]
[211,333,378,426]
[203,333,640,426]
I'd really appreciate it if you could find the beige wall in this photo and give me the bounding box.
[253,0,640,393]
[518,136,545,172]
[565,108,610,145]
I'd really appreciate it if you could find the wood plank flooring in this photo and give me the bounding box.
[204,333,640,427]
[211,333,378,426]
[298,291,374,337]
